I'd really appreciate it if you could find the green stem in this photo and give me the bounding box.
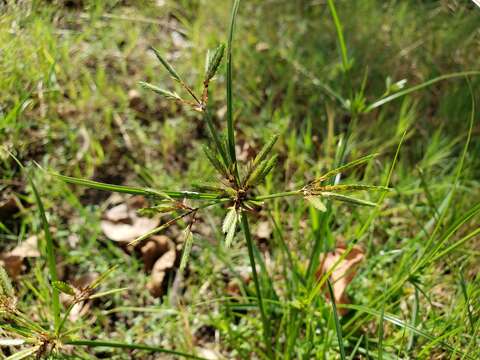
[226,0,241,176]
[241,213,272,358]
[253,190,301,201]
[57,302,75,336]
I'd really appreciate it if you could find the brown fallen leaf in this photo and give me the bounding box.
[0,256,23,279]
[0,195,19,219]
[255,221,272,240]
[316,243,364,315]
[8,235,40,258]
[140,235,174,272]
[197,347,221,360]
[1,236,40,279]
[101,196,159,243]
[147,247,176,298]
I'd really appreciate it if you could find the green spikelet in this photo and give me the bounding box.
[252,134,279,168]
[246,154,278,187]
[151,47,182,81]
[222,208,238,248]
[246,158,269,187]
[52,281,75,296]
[179,227,194,273]
[139,82,182,101]
[305,196,327,212]
[0,265,14,298]
[312,184,391,193]
[205,44,225,82]
[260,154,278,179]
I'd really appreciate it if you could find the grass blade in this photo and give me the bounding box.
[344,304,475,359]
[226,0,241,169]
[65,339,206,359]
[203,145,228,177]
[326,0,350,73]
[54,173,219,200]
[240,214,272,357]
[459,271,474,334]
[366,71,480,112]
[54,173,163,196]
[204,109,229,167]
[327,280,346,360]
[5,346,40,360]
[30,175,61,332]
[315,153,378,183]
[378,304,385,360]
[89,287,129,300]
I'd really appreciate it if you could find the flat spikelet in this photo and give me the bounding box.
[222,208,238,248]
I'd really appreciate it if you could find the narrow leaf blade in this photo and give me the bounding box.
[5,346,39,360]
[327,280,347,360]
[316,153,378,183]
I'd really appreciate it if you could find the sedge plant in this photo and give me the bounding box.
[52,0,390,357]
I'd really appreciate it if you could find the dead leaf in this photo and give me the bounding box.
[255,221,272,240]
[1,236,40,279]
[0,195,19,219]
[256,42,270,52]
[104,203,129,222]
[316,243,364,315]
[0,256,23,279]
[101,197,159,243]
[128,89,142,109]
[147,248,176,298]
[140,235,174,272]
[67,234,80,248]
[216,105,227,120]
[197,348,221,360]
[8,236,40,258]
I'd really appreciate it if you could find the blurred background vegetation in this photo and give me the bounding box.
[1,0,479,358]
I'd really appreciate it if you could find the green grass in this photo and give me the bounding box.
[1,0,480,359]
